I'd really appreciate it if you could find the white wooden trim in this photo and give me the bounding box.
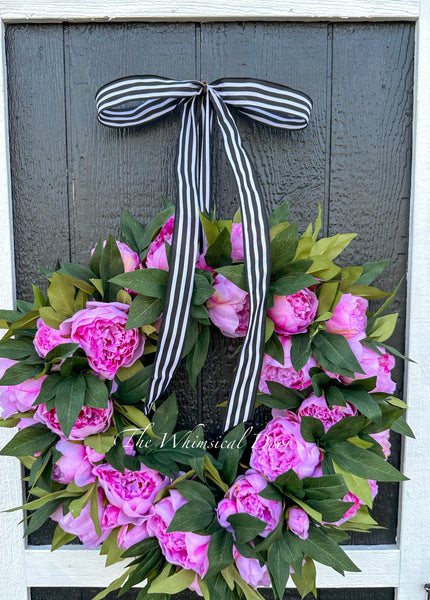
[0,20,28,600]
[0,0,419,23]
[0,1,429,599]
[25,545,400,588]
[396,1,430,599]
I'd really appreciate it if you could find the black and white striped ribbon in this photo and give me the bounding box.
[96,76,312,430]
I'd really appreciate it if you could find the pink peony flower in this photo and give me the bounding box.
[91,240,141,273]
[216,470,282,538]
[145,216,174,271]
[33,318,65,358]
[268,289,318,336]
[330,480,378,526]
[59,301,145,380]
[146,490,211,578]
[118,522,150,550]
[233,546,271,589]
[295,394,357,432]
[93,463,170,526]
[50,489,112,548]
[370,429,391,458]
[325,293,368,339]
[342,344,396,394]
[101,504,122,530]
[250,412,321,481]
[287,507,309,539]
[0,358,46,419]
[259,335,317,394]
[207,274,249,338]
[51,440,104,487]
[35,400,113,440]
[231,223,244,260]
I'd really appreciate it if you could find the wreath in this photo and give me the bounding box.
[0,202,412,600]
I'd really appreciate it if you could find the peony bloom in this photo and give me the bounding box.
[231,223,244,261]
[216,470,282,538]
[325,293,368,339]
[207,274,249,338]
[330,480,378,526]
[91,240,141,273]
[342,344,396,394]
[259,335,317,394]
[295,394,357,432]
[35,400,113,440]
[118,522,150,550]
[268,289,318,336]
[93,463,170,526]
[287,507,309,539]
[250,412,321,481]
[33,318,65,358]
[146,489,211,578]
[50,489,112,548]
[145,216,174,271]
[51,440,104,487]
[0,358,46,419]
[233,546,271,589]
[370,429,391,458]
[59,301,145,380]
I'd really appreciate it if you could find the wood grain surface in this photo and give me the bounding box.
[6,20,413,586]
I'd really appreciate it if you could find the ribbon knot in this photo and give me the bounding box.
[96,75,312,431]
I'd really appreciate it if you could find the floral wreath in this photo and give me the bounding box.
[0,202,412,600]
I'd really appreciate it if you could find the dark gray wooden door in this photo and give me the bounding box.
[6,21,413,600]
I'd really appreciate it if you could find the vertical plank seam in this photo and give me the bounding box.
[325,23,334,236]
[62,23,73,263]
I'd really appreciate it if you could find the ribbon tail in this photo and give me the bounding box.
[209,90,271,431]
[145,97,201,413]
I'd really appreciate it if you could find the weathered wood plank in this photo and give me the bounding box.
[329,22,414,545]
[6,24,70,300]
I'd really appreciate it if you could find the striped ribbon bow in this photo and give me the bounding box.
[96,75,312,431]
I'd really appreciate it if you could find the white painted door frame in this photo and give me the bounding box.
[0,2,428,599]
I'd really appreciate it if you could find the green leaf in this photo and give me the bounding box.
[83,373,109,409]
[271,222,299,277]
[215,264,248,291]
[0,424,57,456]
[355,260,388,286]
[341,389,381,421]
[151,393,178,438]
[208,572,238,600]
[110,268,168,298]
[167,501,214,533]
[32,374,63,406]
[291,556,317,599]
[297,526,360,575]
[54,375,86,438]
[126,295,164,329]
[300,416,325,443]
[290,333,312,372]
[141,205,175,252]
[91,567,135,600]
[47,272,75,317]
[45,343,80,363]
[391,415,415,438]
[317,282,339,316]
[311,233,356,261]
[265,382,306,410]
[274,469,304,496]
[367,314,398,343]
[120,209,147,255]
[100,234,124,302]
[226,513,266,544]
[302,474,348,501]
[306,498,354,522]
[114,365,152,404]
[90,235,104,278]
[271,273,318,296]
[332,461,373,505]
[24,499,63,537]
[323,416,367,444]
[149,568,196,594]
[218,423,246,485]
[58,262,97,285]
[192,274,214,305]
[204,227,232,268]
[348,285,389,300]
[0,338,35,360]
[0,362,44,386]
[264,332,284,365]
[176,480,216,507]
[280,531,306,576]
[200,212,220,245]
[186,325,210,388]
[258,482,284,502]
[207,527,234,577]
[267,535,290,599]
[268,198,290,227]
[312,331,365,377]
[327,441,407,482]
[51,524,77,551]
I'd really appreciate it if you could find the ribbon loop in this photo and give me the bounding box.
[96,75,312,431]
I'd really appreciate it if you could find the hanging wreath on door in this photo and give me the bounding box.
[0,76,412,600]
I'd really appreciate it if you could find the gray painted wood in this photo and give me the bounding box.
[7,20,413,587]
